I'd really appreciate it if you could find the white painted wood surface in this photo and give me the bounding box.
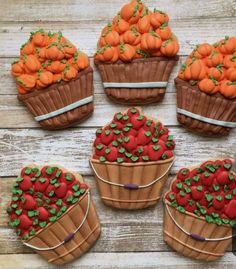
[0,0,236,268]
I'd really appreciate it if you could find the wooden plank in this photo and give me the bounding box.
[0,252,236,268]
[0,17,235,57]
[0,0,235,22]
[0,128,235,177]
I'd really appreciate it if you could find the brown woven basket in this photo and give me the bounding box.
[18,67,94,130]
[95,57,178,105]
[175,78,236,137]
[163,200,233,261]
[90,157,174,210]
[23,189,101,265]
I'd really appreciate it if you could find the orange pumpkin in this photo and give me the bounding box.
[20,42,35,56]
[155,23,172,40]
[198,78,219,94]
[160,37,179,57]
[150,9,169,29]
[193,43,213,59]
[23,54,41,73]
[45,60,66,73]
[73,51,90,70]
[103,30,120,46]
[17,84,27,94]
[225,67,236,81]
[113,15,130,34]
[53,73,63,84]
[31,29,50,47]
[140,31,162,51]
[37,70,54,88]
[207,65,225,81]
[220,80,236,98]
[95,45,117,63]
[206,51,224,67]
[123,27,141,46]
[136,8,151,34]
[63,44,77,59]
[16,74,36,91]
[120,1,140,24]
[218,36,236,55]
[223,54,236,68]
[11,60,24,76]
[36,47,47,62]
[119,43,135,62]
[63,65,78,81]
[49,31,66,44]
[45,44,65,60]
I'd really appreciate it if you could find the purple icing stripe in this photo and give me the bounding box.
[190,233,206,241]
[124,183,139,190]
[64,232,75,243]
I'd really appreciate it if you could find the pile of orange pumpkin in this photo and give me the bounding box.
[178,36,236,99]
[11,29,89,95]
[95,0,179,63]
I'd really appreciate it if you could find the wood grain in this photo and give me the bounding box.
[0,128,235,177]
[0,0,235,22]
[0,18,236,57]
[1,252,236,269]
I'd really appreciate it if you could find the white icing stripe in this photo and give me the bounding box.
[177,108,236,128]
[103,82,168,88]
[35,96,93,122]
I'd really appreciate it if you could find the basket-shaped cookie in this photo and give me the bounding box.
[90,107,175,209]
[163,159,236,261]
[11,29,94,130]
[176,37,236,136]
[7,164,101,265]
[94,0,179,105]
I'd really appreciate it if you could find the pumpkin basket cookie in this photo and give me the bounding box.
[7,164,101,265]
[94,0,179,105]
[90,107,175,210]
[11,29,94,130]
[163,159,236,261]
[176,36,236,136]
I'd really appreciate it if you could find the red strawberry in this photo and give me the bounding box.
[191,185,204,200]
[127,107,140,118]
[224,200,236,219]
[185,200,197,213]
[137,129,152,145]
[105,147,118,162]
[122,136,137,152]
[188,167,204,179]
[201,193,213,207]
[143,119,155,133]
[95,128,102,138]
[123,125,138,137]
[93,137,101,146]
[216,171,231,185]
[222,159,233,171]
[176,190,190,206]
[20,167,38,178]
[165,191,176,202]
[60,172,76,186]
[63,190,74,204]
[161,150,173,160]
[121,114,130,125]
[177,168,190,180]
[158,126,169,137]
[131,114,146,130]
[34,177,49,192]
[18,176,33,191]
[165,140,176,150]
[19,214,32,229]
[55,182,68,198]
[21,194,36,210]
[100,129,114,145]
[201,171,214,186]
[113,113,124,129]
[212,194,225,210]
[171,180,183,193]
[113,129,122,139]
[148,145,164,161]
[95,144,106,156]
[45,184,56,198]
[201,160,215,170]
[38,207,49,221]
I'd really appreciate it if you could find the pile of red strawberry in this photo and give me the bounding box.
[7,165,88,240]
[93,108,175,163]
[165,159,236,227]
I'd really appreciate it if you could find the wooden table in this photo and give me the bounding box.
[0,0,236,268]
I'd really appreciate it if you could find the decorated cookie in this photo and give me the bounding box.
[7,165,101,265]
[175,36,236,136]
[163,159,236,261]
[90,107,175,210]
[94,0,179,105]
[11,29,94,130]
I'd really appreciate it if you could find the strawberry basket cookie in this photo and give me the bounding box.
[176,36,236,136]
[90,107,175,210]
[11,29,94,130]
[94,0,179,105]
[7,165,101,265]
[163,159,236,261]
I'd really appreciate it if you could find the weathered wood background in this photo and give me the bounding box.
[0,0,236,268]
